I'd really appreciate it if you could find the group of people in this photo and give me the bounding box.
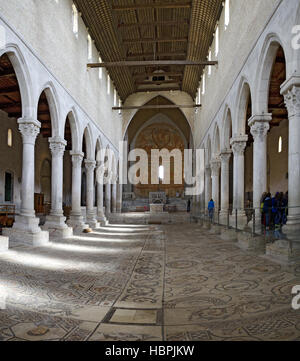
[207,192,288,239]
[260,192,288,238]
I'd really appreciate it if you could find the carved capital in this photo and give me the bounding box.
[85,160,96,173]
[283,85,300,117]
[71,151,84,168]
[49,137,67,157]
[220,150,232,164]
[250,121,270,142]
[210,159,221,177]
[231,136,248,156]
[18,122,40,145]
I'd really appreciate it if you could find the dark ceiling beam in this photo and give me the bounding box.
[127,52,187,59]
[88,60,218,68]
[135,87,181,93]
[133,72,183,79]
[0,86,20,95]
[136,80,182,85]
[0,71,16,79]
[112,104,201,111]
[112,2,192,11]
[118,20,189,28]
[123,37,188,44]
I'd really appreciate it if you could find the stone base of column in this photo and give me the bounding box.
[97,212,108,226]
[229,212,248,230]
[67,214,89,233]
[209,224,222,235]
[282,217,300,241]
[43,215,73,239]
[266,239,300,265]
[220,228,238,242]
[0,236,9,252]
[3,215,49,247]
[219,211,229,226]
[86,214,100,229]
[237,232,266,254]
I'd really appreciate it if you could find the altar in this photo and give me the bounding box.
[150,203,164,214]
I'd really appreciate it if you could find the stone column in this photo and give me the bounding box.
[230,136,248,228]
[111,176,118,213]
[211,158,221,213]
[68,152,87,230]
[3,119,49,246]
[96,164,107,224]
[249,115,271,231]
[85,159,99,228]
[205,165,212,213]
[44,137,72,237]
[219,150,232,224]
[281,79,300,240]
[116,183,123,213]
[105,171,112,216]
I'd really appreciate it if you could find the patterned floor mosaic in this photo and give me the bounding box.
[0,222,300,341]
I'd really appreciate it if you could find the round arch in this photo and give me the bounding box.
[221,107,233,150]
[64,108,80,151]
[0,44,33,119]
[235,79,252,135]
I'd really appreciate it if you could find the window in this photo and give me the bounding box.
[278,136,283,153]
[72,3,79,37]
[114,89,117,106]
[197,88,201,105]
[225,0,230,29]
[87,34,92,60]
[202,74,206,95]
[159,166,164,181]
[5,172,13,202]
[215,25,219,56]
[107,74,111,95]
[208,50,212,76]
[118,99,122,115]
[98,56,103,79]
[7,129,12,147]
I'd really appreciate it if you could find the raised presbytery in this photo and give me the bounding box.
[0,0,299,342]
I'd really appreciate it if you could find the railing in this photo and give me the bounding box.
[191,205,297,242]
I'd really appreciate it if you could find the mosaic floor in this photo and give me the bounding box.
[0,222,300,341]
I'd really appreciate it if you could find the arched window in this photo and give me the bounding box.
[215,25,219,56]
[72,3,79,37]
[7,129,12,147]
[87,34,92,60]
[278,136,283,153]
[98,56,103,80]
[225,0,230,29]
[202,74,206,95]
[208,50,212,76]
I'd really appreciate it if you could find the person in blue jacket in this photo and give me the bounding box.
[208,199,215,222]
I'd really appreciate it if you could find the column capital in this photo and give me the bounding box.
[85,159,96,172]
[230,136,248,156]
[49,137,67,157]
[18,118,41,145]
[283,85,300,118]
[250,121,270,142]
[70,151,84,168]
[248,114,272,127]
[210,158,221,176]
[220,150,232,163]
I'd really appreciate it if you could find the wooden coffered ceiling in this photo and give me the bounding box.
[74,0,223,101]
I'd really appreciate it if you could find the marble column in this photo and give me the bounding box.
[67,152,87,230]
[85,159,99,228]
[249,115,271,231]
[3,119,49,245]
[116,183,123,213]
[281,79,300,239]
[211,158,221,213]
[111,176,117,214]
[44,137,72,237]
[219,150,232,223]
[105,172,112,216]
[96,163,107,224]
[230,136,248,228]
[205,165,212,213]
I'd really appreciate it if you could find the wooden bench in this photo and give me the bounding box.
[0,205,15,228]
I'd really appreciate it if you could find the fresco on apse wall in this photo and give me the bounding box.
[134,123,185,198]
